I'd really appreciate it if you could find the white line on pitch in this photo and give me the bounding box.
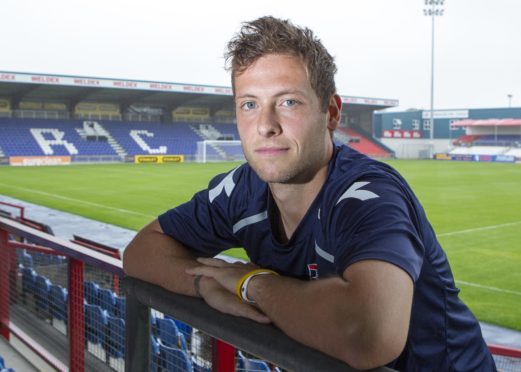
[438,220,521,237]
[0,183,154,218]
[456,280,521,297]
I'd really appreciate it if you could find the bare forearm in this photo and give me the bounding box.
[123,221,200,296]
[249,276,367,364]
[248,264,411,370]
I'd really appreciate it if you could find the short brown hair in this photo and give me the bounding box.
[225,16,337,112]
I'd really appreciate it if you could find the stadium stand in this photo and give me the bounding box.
[336,126,393,157]
[0,118,117,157]
[0,117,247,161]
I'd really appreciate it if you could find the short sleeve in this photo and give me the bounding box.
[333,177,425,281]
[158,172,241,257]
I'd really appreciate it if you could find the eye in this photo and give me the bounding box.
[282,99,298,107]
[241,101,257,111]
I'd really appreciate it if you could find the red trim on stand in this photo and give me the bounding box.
[212,339,235,372]
[0,230,10,340]
[0,201,24,220]
[489,344,521,358]
[69,257,85,372]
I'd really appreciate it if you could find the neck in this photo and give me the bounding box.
[269,159,330,241]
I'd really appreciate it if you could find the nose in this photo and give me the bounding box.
[257,106,282,137]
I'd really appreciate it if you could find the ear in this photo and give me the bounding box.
[327,94,342,132]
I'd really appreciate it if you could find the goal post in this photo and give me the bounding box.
[196,140,245,163]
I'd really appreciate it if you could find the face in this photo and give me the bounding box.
[234,54,340,184]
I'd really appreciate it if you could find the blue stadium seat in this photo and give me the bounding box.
[84,281,99,305]
[49,284,68,321]
[243,358,270,371]
[156,318,179,347]
[159,344,193,372]
[237,351,270,372]
[84,304,108,345]
[106,316,125,359]
[35,275,52,317]
[21,267,37,295]
[178,332,188,352]
[98,288,116,314]
[0,356,3,368]
[171,317,193,341]
[21,251,33,268]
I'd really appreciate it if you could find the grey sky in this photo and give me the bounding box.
[1,0,520,111]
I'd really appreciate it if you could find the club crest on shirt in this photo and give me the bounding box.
[307,263,319,280]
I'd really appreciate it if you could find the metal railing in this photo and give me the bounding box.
[124,276,396,372]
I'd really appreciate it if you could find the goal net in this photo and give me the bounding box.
[196,140,245,163]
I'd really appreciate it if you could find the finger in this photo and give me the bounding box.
[226,301,271,324]
[197,257,229,267]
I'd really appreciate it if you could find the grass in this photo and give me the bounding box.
[0,160,520,331]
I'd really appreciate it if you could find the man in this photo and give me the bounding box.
[123,16,496,370]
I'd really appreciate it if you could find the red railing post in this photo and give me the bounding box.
[0,229,10,340]
[212,339,236,372]
[68,257,85,372]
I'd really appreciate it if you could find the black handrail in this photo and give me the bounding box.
[124,276,396,372]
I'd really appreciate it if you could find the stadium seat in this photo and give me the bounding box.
[243,357,270,371]
[237,351,271,372]
[106,316,125,362]
[156,317,179,347]
[159,344,193,372]
[84,281,99,305]
[171,317,193,340]
[35,274,52,318]
[85,304,108,344]
[21,267,37,295]
[21,251,33,268]
[99,288,116,314]
[49,284,68,321]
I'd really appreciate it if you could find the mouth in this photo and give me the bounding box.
[254,147,290,156]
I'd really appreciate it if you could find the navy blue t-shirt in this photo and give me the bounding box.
[159,145,496,371]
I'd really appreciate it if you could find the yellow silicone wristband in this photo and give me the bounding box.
[235,269,279,302]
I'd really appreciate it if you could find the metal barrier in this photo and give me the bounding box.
[124,276,396,372]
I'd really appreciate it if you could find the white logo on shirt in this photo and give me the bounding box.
[209,167,238,203]
[336,181,379,204]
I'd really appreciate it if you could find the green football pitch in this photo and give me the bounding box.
[0,160,520,331]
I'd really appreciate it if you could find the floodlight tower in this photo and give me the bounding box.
[507,94,513,107]
[423,0,445,158]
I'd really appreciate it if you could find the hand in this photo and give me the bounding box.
[186,257,258,295]
[197,275,270,324]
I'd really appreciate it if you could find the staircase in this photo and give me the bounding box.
[76,121,127,158]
